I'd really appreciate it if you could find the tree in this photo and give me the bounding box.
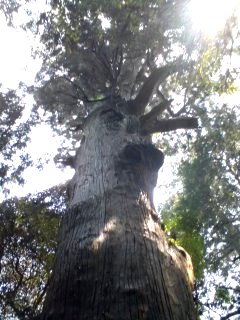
[30,1,206,319]
[161,103,240,319]
[0,185,66,319]
[41,104,197,320]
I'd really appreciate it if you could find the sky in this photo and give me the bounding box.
[189,0,240,36]
[0,0,239,208]
[0,13,74,199]
[0,18,37,88]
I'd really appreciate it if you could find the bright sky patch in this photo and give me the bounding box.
[188,0,240,37]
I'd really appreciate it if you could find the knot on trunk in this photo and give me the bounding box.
[120,143,164,171]
[101,108,124,131]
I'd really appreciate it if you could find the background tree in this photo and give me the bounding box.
[0,185,67,319]
[161,102,240,319]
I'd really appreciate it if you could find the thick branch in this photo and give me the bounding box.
[140,117,198,135]
[128,61,184,115]
[140,100,172,125]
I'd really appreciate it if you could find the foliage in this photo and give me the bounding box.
[0,87,33,192]
[0,185,67,320]
[160,103,240,319]
[0,0,20,24]
[32,0,235,148]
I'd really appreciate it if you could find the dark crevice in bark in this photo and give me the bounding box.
[119,144,164,171]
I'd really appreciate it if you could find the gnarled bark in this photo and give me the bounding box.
[41,100,196,320]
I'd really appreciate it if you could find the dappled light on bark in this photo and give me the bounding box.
[92,217,118,251]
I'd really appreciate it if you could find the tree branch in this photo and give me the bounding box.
[60,76,90,102]
[140,100,172,126]
[219,285,240,293]
[127,61,184,115]
[140,117,198,135]
[221,308,240,320]
[233,255,240,263]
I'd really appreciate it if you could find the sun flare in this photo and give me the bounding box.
[188,0,240,37]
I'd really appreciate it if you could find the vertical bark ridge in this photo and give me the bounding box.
[138,195,174,319]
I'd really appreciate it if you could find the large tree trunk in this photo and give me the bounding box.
[41,100,196,319]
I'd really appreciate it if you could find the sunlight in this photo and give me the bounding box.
[92,218,117,250]
[188,0,239,37]
[98,13,111,30]
[0,16,42,88]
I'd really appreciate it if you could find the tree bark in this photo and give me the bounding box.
[128,62,184,116]
[41,101,196,320]
[140,117,198,135]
